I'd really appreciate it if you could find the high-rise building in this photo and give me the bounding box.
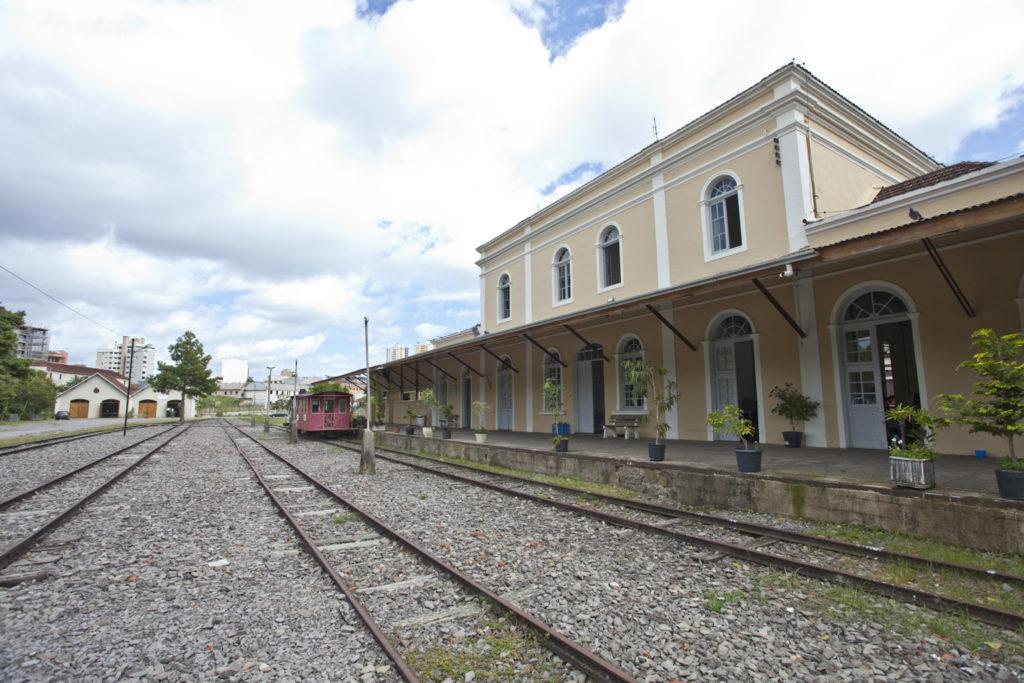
[220,358,249,383]
[15,325,51,360]
[413,341,433,355]
[385,345,409,362]
[95,336,157,385]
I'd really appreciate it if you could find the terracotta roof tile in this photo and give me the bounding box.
[872,161,994,203]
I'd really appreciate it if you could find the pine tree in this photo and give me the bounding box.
[150,331,219,423]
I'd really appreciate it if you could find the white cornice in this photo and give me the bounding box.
[806,156,1024,237]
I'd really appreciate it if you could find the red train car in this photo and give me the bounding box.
[295,391,355,435]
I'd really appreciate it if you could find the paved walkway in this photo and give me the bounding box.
[435,428,1004,497]
[0,418,177,439]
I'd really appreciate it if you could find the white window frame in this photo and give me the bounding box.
[551,246,574,307]
[496,272,512,324]
[615,334,646,414]
[596,224,625,294]
[699,171,748,262]
[540,349,563,415]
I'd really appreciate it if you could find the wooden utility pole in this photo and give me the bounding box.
[122,338,135,436]
[359,316,376,474]
[264,366,274,433]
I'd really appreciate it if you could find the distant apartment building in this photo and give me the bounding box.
[96,336,157,384]
[46,350,68,364]
[413,341,433,354]
[385,345,410,362]
[217,376,319,406]
[220,358,249,383]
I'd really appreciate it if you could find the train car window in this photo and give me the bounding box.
[312,400,320,413]
[326,398,335,412]
[340,398,348,412]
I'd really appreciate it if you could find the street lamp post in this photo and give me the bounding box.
[264,366,275,433]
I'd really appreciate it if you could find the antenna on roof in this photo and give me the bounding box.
[652,117,659,142]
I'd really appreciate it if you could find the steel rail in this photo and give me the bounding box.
[331,436,1024,588]
[220,426,421,683]
[321,437,1024,631]
[0,423,165,458]
[0,424,182,511]
[231,425,636,683]
[0,423,193,573]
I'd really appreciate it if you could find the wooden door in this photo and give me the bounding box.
[69,399,89,418]
[138,400,157,418]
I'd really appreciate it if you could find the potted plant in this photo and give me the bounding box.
[440,403,454,439]
[937,329,1024,500]
[769,383,820,448]
[885,404,937,489]
[419,389,436,438]
[403,406,417,436]
[472,400,490,443]
[542,378,570,450]
[706,405,760,472]
[623,360,679,462]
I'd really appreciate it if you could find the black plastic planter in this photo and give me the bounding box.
[648,443,665,462]
[782,431,802,448]
[735,448,762,472]
[441,428,452,439]
[554,440,569,453]
[996,469,1024,500]
[405,426,415,436]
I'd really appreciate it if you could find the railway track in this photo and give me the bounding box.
[0,422,172,458]
[0,423,192,584]
[226,423,638,683]
[312,432,1024,632]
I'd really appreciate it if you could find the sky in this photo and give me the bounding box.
[1,0,1023,378]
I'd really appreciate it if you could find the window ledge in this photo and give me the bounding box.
[552,297,575,308]
[597,281,624,294]
[704,244,748,263]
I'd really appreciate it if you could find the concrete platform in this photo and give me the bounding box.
[434,429,1004,497]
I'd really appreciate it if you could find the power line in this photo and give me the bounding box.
[0,262,121,336]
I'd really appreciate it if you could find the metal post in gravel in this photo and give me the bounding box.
[264,366,274,433]
[360,316,376,474]
[290,359,298,444]
[122,338,135,436]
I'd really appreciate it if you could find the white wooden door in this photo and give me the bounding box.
[712,342,739,441]
[497,367,513,430]
[843,327,886,449]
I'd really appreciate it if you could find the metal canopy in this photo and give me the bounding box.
[423,358,455,381]
[447,351,484,377]
[563,324,611,361]
[480,344,518,372]
[522,333,567,367]
[751,278,806,338]
[644,305,698,352]
[921,237,975,317]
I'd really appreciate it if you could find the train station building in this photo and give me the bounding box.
[346,63,1024,458]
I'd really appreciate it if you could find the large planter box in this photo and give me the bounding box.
[890,456,935,489]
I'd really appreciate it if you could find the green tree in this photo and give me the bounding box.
[13,371,56,419]
[149,331,219,423]
[57,375,88,392]
[0,304,31,416]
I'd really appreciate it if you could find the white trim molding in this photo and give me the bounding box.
[699,171,749,263]
[776,108,814,252]
[657,302,679,439]
[652,171,671,289]
[793,272,826,446]
[524,241,533,324]
[595,222,626,294]
[495,271,512,325]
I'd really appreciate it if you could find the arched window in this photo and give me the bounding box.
[554,248,572,302]
[542,350,562,413]
[713,314,753,340]
[706,175,743,254]
[842,291,908,321]
[618,336,644,410]
[497,273,511,321]
[599,226,622,288]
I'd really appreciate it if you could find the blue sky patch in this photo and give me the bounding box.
[513,0,626,58]
[541,160,605,196]
[951,86,1024,162]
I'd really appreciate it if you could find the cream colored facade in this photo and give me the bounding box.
[366,64,1024,458]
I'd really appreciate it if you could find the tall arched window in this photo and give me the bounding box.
[542,350,562,413]
[497,273,511,321]
[706,175,743,254]
[599,226,622,289]
[553,248,572,302]
[618,336,644,410]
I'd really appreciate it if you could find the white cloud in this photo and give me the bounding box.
[2,0,1023,377]
[413,322,448,340]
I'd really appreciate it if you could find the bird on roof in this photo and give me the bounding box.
[908,207,924,221]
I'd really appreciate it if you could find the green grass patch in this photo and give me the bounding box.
[403,618,563,682]
[808,521,1024,615]
[331,513,359,524]
[340,438,638,501]
[703,590,744,613]
[753,569,1024,658]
